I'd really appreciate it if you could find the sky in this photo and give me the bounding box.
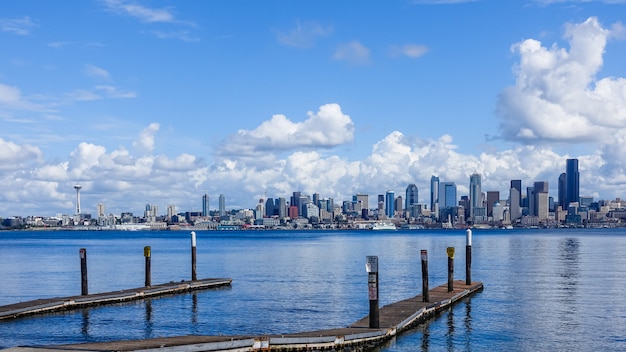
[1,0,626,216]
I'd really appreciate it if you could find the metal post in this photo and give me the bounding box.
[466,228,472,285]
[447,247,455,292]
[79,248,88,295]
[421,250,429,302]
[144,246,151,287]
[191,231,197,281]
[366,256,379,328]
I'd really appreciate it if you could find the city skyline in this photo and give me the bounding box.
[1,1,626,216]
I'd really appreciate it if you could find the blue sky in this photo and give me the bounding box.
[1,0,626,216]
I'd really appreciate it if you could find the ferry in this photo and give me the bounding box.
[371,222,397,230]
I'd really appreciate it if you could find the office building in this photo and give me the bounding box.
[440,182,457,209]
[509,181,522,221]
[202,194,209,217]
[218,194,226,217]
[385,191,395,217]
[469,173,482,218]
[405,184,419,218]
[430,176,440,219]
[558,173,566,209]
[566,159,580,208]
[486,191,500,217]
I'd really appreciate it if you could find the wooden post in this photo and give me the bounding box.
[421,250,429,302]
[466,228,472,285]
[191,231,197,281]
[366,256,379,329]
[144,246,151,287]
[447,247,455,292]
[79,248,88,295]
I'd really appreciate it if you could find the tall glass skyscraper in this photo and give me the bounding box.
[440,182,457,209]
[218,194,226,216]
[430,176,439,217]
[566,158,580,207]
[202,193,209,217]
[469,173,482,218]
[385,190,395,218]
[405,184,419,218]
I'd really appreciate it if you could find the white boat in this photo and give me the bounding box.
[371,222,396,230]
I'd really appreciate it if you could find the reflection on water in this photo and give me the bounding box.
[1,229,626,351]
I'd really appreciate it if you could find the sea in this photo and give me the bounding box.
[1,228,626,351]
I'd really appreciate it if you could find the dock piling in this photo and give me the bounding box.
[421,250,429,302]
[191,231,197,281]
[144,246,151,287]
[79,248,88,296]
[366,255,379,329]
[447,247,455,292]
[466,228,472,285]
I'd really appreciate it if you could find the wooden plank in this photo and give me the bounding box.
[0,278,232,321]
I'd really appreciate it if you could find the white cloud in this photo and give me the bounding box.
[0,17,35,35]
[390,44,429,58]
[0,137,42,170]
[102,0,175,23]
[133,122,160,153]
[333,41,371,65]
[84,64,111,80]
[497,17,626,144]
[276,20,333,48]
[219,103,355,156]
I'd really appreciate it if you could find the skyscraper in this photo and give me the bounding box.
[218,194,226,217]
[440,182,457,209]
[385,190,395,217]
[511,180,522,205]
[566,158,580,207]
[486,191,499,217]
[469,173,482,218]
[558,173,566,209]
[509,181,522,221]
[405,184,419,218]
[202,193,209,217]
[430,176,439,219]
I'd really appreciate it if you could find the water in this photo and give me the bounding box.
[1,229,626,351]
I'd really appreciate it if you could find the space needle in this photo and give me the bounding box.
[74,184,82,215]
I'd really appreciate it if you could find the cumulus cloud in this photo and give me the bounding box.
[0,125,624,216]
[219,103,355,156]
[333,41,371,65]
[0,17,35,35]
[497,17,626,144]
[0,137,42,170]
[276,20,333,48]
[133,122,160,153]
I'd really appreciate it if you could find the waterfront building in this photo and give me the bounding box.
[219,194,226,217]
[395,196,403,217]
[430,176,439,220]
[566,158,580,208]
[469,173,482,219]
[509,181,522,221]
[558,173,566,209]
[405,184,419,218]
[439,182,457,209]
[265,198,275,217]
[277,198,287,219]
[356,194,369,212]
[486,191,499,217]
[202,194,209,217]
[385,191,395,218]
[377,194,384,214]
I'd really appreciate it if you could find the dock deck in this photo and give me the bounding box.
[1,280,483,352]
[0,278,232,321]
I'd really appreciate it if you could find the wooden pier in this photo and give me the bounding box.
[0,278,232,321]
[1,280,482,352]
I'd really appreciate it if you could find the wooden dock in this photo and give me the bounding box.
[1,280,482,352]
[0,278,232,321]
